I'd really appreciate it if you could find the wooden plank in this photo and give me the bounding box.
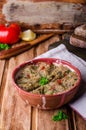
[36,34,61,55]
[0,60,5,85]
[3,1,86,25]
[30,0,86,4]
[0,0,6,23]
[0,49,35,130]
[66,106,76,130]
[73,112,86,130]
[32,107,69,130]
[0,60,5,130]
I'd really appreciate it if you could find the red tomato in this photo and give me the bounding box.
[41,66,45,70]
[57,79,62,84]
[0,23,21,44]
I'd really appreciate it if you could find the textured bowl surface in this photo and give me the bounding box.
[12,58,81,110]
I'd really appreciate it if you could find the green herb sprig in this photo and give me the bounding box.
[52,111,68,121]
[0,43,10,51]
[39,77,48,86]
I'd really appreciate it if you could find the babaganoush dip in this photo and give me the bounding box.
[15,61,79,95]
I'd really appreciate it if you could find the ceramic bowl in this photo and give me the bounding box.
[12,58,81,110]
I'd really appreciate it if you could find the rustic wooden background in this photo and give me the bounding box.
[0,0,86,25]
[0,1,86,130]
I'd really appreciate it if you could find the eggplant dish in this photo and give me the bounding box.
[15,62,79,95]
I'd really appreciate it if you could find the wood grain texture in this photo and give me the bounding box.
[36,34,61,55]
[0,0,6,23]
[0,60,5,130]
[18,22,77,32]
[17,0,86,4]
[73,111,86,130]
[32,108,69,130]
[0,0,86,24]
[2,1,86,25]
[0,50,33,130]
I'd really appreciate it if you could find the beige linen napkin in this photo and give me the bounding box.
[36,44,86,120]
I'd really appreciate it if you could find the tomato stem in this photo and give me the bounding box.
[5,23,10,27]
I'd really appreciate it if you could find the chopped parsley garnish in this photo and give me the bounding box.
[52,111,68,121]
[0,43,10,50]
[39,77,48,86]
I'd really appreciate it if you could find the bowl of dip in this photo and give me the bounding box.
[12,58,81,110]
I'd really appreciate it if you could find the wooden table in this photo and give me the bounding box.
[0,34,86,130]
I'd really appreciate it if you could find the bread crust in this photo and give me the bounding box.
[74,24,86,39]
[70,34,86,48]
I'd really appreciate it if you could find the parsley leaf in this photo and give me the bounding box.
[39,77,48,86]
[52,111,68,121]
[0,43,10,51]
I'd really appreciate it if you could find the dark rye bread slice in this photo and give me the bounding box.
[70,34,86,48]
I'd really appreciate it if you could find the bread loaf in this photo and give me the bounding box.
[74,24,86,39]
[70,34,86,48]
[70,24,86,48]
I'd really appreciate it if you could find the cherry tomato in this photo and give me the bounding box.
[0,23,21,44]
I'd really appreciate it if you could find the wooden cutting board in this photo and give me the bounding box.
[0,33,54,60]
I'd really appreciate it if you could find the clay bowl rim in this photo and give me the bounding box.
[12,58,81,98]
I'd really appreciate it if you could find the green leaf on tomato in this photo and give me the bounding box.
[0,43,10,50]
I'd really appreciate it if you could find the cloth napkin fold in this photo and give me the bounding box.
[36,44,86,120]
